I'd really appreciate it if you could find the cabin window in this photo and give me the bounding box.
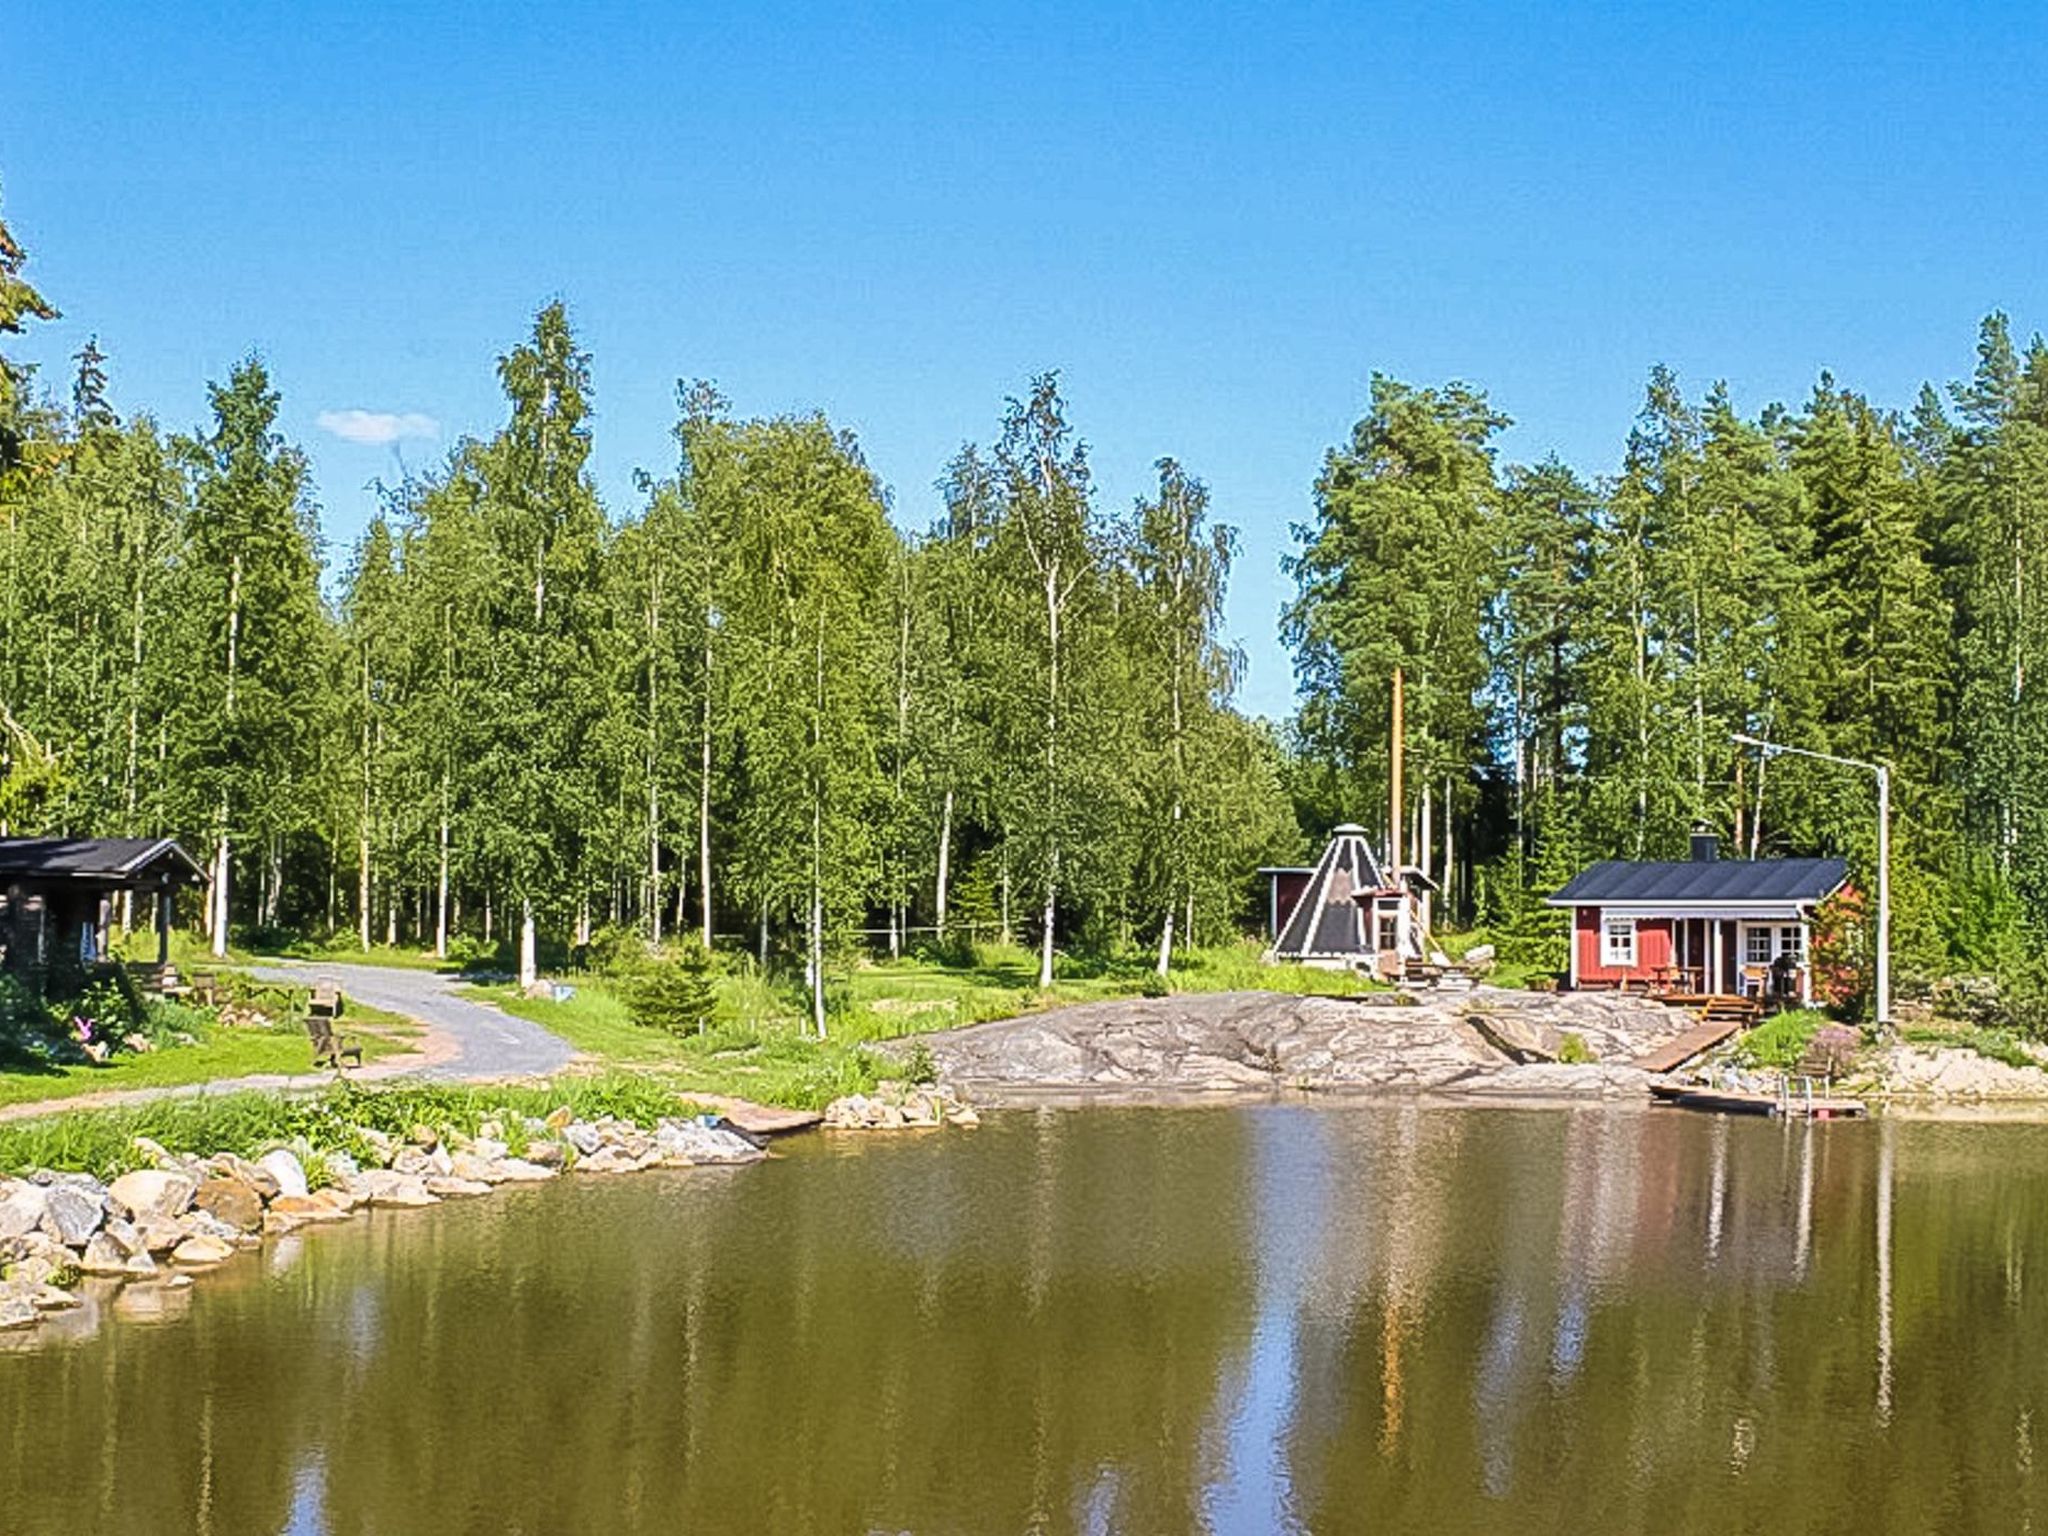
[1377,912,1399,952]
[1779,926,1804,961]
[1600,917,1636,967]
[1744,926,1775,966]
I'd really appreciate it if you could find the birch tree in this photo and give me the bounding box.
[178,359,322,955]
[993,375,1099,988]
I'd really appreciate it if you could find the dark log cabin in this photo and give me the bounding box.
[0,837,206,992]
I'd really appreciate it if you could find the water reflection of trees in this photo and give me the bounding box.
[7,1111,2048,1532]
[0,1111,1259,1534]
[1287,1113,2048,1535]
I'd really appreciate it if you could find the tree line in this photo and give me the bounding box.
[0,200,1297,1009]
[6,181,2045,1007]
[1288,331,2048,989]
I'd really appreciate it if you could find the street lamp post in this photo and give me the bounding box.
[1731,735,1889,1026]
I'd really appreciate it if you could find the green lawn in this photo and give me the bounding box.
[474,938,1390,1110]
[0,1000,420,1109]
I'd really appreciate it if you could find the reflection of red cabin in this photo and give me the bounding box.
[1545,835,1847,1004]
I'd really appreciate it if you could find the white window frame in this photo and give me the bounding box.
[1742,923,1805,966]
[1601,916,1637,967]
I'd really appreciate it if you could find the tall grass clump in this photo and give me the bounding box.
[0,1073,712,1178]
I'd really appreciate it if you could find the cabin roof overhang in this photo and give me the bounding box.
[1559,899,1824,921]
[0,837,207,889]
[1545,856,1848,911]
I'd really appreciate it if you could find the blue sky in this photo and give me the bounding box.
[8,2,2048,718]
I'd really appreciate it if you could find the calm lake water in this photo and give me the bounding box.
[3,1104,2046,1534]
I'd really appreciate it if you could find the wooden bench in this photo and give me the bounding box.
[306,985,362,1069]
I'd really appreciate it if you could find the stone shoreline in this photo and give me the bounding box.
[0,1110,768,1341]
[893,987,2048,1111]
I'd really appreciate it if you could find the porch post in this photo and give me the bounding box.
[1710,918,1722,995]
[156,884,171,965]
[1800,919,1811,1006]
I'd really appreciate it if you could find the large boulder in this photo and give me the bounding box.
[570,1145,640,1175]
[256,1150,309,1201]
[38,1183,105,1247]
[133,1217,189,1256]
[170,1234,235,1267]
[424,1176,493,1199]
[349,1170,439,1208]
[191,1176,265,1234]
[267,1194,348,1224]
[0,1181,49,1241]
[448,1151,508,1186]
[654,1119,767,1165]
[107,1168,198,1222]
[0,1294,37,1331]
[208,1154,280,1200]
[80,1231,154,1277]
[1466,1010,1565,1064]
[489,1158,556,1183]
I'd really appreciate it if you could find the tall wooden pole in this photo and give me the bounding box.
[1389,666,1405,877]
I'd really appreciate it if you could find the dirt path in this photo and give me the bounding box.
[0,961,572,1123]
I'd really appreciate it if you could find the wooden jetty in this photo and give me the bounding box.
[1648,1080,1867,1120]
[1631,1016,1748,1074]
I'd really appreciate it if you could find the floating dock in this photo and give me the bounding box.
[1649,1080,1867,1119]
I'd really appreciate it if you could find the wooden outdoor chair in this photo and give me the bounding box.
[305,985,361,1070]
[189,968,223,1006]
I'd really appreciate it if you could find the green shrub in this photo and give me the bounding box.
[916,930,981,970]
[902,1040,938,1085]
[1556,1031,1594,1064]
[628,939,719,1036]
[1736,1010,1825,1070]
[582,923,650,978]
[1138,970,1171,998]
[446,934,505,972]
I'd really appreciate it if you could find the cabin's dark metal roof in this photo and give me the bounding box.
[0,837,206,886]
[1547,856,1848,906]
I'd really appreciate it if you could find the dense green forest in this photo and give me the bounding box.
[3,191,2045,1008]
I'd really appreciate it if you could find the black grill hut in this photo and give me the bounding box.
[1266,823,1429,973]
[0,837,206,986]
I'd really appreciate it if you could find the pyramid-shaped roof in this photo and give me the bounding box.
[1271,824,1397,960]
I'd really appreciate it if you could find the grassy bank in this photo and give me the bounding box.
[477,938,1387,1109]
[0,1073,710,1178]
[0,999,419,1110]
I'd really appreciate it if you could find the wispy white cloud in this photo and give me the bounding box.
[316,408,439,446]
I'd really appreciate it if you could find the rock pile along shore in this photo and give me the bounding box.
[821,1080,980,1130]
[0,1111,766,1337]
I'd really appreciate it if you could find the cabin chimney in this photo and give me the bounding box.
[1690,830,1719,863]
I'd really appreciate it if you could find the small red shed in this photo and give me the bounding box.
[1544,835,1848,1004]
